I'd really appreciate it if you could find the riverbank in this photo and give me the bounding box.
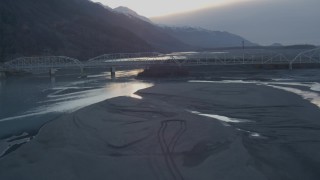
[0,81,320,180]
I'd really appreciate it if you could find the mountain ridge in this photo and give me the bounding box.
[0,0,189,61]
[113,6,152,23]
[110,6,258,48]
[0,1,259,62]
[161,26,257,48]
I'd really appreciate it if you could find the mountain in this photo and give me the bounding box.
[93,2,112,11]
[113,6,152,23]
[111,7,257,48]
[0,0,189,61]
[151,0,320,45]
[270,43,283,47]
[161,26,257,48]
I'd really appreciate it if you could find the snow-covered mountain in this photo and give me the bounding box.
[113,6,152,23]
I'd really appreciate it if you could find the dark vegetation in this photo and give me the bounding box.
[137,62,320,79]
[283,44,317,49]
[203,44,317,51]
[137,65,189,78]
[0,0,189,62]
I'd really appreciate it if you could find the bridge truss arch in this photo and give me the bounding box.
[291,47,320,65]
[5,56,83,73]
[85,52,168,67]
[161,50,294,66]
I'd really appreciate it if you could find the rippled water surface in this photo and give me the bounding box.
[0,69,152,138]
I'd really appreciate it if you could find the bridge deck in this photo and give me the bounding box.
[3,48,320,73]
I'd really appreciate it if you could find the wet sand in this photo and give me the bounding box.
[0,82,320,180]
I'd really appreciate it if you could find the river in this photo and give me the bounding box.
[1,67,320,159]
[0,69,153,155]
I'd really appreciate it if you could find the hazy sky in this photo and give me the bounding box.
[92,0,320,45]
[151,0,320,45]
[91,0,250,17]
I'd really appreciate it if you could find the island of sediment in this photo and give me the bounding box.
[0,82,320,180]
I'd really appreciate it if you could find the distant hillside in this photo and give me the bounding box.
[0,0,189,61]
[283,44,317,49]
[161,26,258,48]
[269,43,284,47]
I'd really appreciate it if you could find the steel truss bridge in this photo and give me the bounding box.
[2,47,320,74]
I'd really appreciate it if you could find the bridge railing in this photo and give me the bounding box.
[87,52,162,61]
[85,52,174,67]
[5,56,83,72]
[291,47,320,65]
[3,48,320,73]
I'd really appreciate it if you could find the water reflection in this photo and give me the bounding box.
[24,82,153,117]
[190,110,252,123]
[311,83,320,92]
[0,69,152,123]
[0,82,152,122]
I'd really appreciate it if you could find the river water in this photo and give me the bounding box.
[1,68,320,158]
[0,69,153,155]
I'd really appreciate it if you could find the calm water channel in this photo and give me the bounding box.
[0,69,152,140]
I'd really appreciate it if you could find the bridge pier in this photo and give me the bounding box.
[80,67,87,78]
[289,63,293,70]
[49,68,57,76]
[110,67,116,78]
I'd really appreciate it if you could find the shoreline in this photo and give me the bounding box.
[1,81,320,179]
